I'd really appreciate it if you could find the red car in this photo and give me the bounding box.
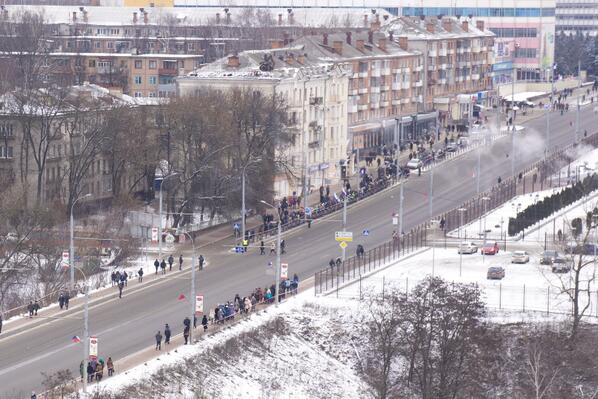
[481,242,499,255]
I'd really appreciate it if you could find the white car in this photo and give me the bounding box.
[511,250,530,264]
[406,158,423,169]
[458,242,478,254]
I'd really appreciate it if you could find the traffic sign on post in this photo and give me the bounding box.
[281,263,288,279]
[335,231,353,242]
[61,251,69,267]
[165,233,175,244]
[195,295,204,314]
[339,241,348,249]
[151,227,159,243]
[363,229,370,236]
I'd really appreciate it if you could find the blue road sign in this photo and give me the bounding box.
[363,229,370,236]
[233,223,240,230]
[235,246,246,253]
[305,207,312,216]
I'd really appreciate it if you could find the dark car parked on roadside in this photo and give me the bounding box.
[565,243,598,255]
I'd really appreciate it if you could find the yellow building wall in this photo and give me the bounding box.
[123,0,173,7]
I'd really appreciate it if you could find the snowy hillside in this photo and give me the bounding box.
[94,298,370,399]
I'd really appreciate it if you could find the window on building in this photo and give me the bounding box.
[88,59,96,67]
[134,92,143,97]
[134,60,143,69]
[134,76,142,85]
[514,47,537,58]
[149,60,157,69]
[107,42,114,49]
[95,41,101,49]
[149,76,157,85]
[149,92,156,97]
[0,145,13,158]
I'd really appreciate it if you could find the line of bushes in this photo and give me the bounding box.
[508,174,598,236]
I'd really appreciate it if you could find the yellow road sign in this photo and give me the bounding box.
[335,231,353,242]
[339,241,348,249]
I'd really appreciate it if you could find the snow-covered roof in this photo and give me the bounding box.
[1,5,393,28]
[384,16,495,41]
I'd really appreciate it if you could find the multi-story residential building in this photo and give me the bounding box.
[0,84,151,205]
[293,30,424,153]
[177,48,350,196]
[398,0,556,83]
[46,52,202,97]
[556,0,598,35]
[385,17,495,131]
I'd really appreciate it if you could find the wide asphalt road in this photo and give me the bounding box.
[1,106,596,397]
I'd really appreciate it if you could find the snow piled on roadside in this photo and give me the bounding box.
[95,296,370,399]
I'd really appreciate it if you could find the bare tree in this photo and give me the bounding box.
[360,283,405,399]
[549,185,598,339]
[398,277,488,399]
[523,339,559,399]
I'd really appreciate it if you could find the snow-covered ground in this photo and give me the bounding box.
[332,247,598,317]
[92,293,371,399]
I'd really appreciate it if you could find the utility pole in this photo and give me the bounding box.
[429,167,434,275]
[260,200,282,305]
[69,194,90,291]
[399,182,404,236]
[576,58,581,143]
[342,195,347,261]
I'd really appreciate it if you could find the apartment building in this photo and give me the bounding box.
[177,48,350,196]
[44,52,202,97]
[398,0,556,83]
[556,0,598,35]
[0,84,151,205]
[293,30,424,153]
[385,16,495,131]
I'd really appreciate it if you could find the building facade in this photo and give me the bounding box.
[177,49,350,197]
[556,0,598,35]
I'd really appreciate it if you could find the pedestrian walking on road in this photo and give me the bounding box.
[329,258,335,269]
[202,315,208,332]
[155,331,162,350]
[59,293,65,310]
[164,324,171,345]
[198,255,205,270]
[33,301,39,316]
[28,301,34,318]
[138,268,144,283]
[0,313,3,334]
[31,392,37,399]
[269,242,276,255]
[179,255,183,270]
[87,362,94,383]
[168,255,174,271]
[259,240,265,255]
[154,259,159,275]
[79,360,84,382]
[107,357,114,377]
[64,293,69,310]
[280,239,286,254]
[160,259,167,274]
[121,271,128,286]
[118,281,124,299]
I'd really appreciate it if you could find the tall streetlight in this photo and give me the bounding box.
[481,197,490,264]
[67,265,90,396]
[511,40,519,179]
[177,229,197,343]
[398,181,404,236]
[458,208,467,277]
[70,193,91,291]
[260,200,281,305]
[156,173,178,263]
[575,58,581,144]
[241,158,261,244]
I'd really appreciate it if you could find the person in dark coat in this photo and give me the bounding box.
[198,255,205,270]
[259,241,265,255]
[178,255,183,270]
[0,313,3,334]
[118,281,124,299]
[201,315,208,332]
[121,271,128,286]
[183,325,190,345]
[160,259,167,274]
[58,293,65,310]
[64,293,70,310]
[33,301,39,316]
[138,267,144,283]
[87,362,95,383]
[154,259,159,275]
[329,258,335,269]
[167,255,174,271]
[164,324,171,344]
[155,331,162,350]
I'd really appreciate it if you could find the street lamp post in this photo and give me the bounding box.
[458,208,466,277]
[177,230,197,343]
[576,58,581,144]
[398,181,404,236]
[70,193,91,291]
[241,159,261,245]
[68,265,90,396]
[157,174,178,263]
[481,197,490,263]
[260,200,281,305]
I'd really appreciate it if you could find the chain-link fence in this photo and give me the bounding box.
[334,275,598,320]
